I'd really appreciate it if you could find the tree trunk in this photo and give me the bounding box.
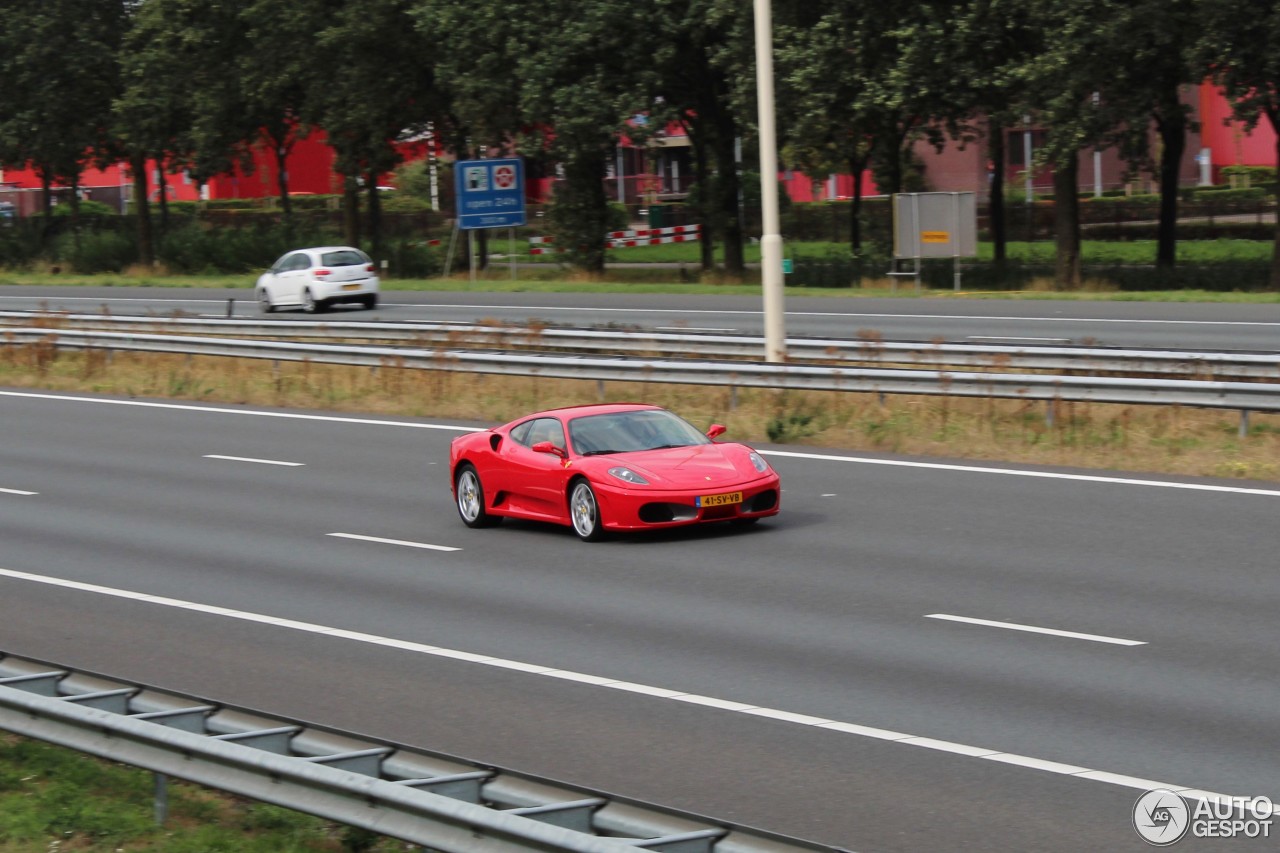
[689,122,715,272]
[272,139,293,222]
[366,171,383,262]
[847,154,866,254]
[550,148,609,274]
[1270,110,1280,290]
[988,118,1006,263]
[1052,157,1081,290]
[1155,91,1186,269]
[131,151,153,267]
[69,174,81,255]
[343,176,360,247]
[156,157,170,233]
[37,170,52,218]
[711,112,744,276]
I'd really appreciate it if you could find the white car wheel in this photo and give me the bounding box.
[258,289,274,313]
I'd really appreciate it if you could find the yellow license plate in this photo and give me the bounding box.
[696,491,742,508]
[341,283,361,291]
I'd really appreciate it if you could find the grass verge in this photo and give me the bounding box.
[2,344,1277,483]
[0,734,399,852]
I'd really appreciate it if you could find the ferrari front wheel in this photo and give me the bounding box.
[569,480,606,542]
[455,464,499,528]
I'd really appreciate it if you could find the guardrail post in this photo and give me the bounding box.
[1240,409,1250,439]
[154,771,169,825]
[226,299,235,319]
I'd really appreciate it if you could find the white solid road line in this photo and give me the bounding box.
[0,564,1270,814]
[0,390,483,432]
[203,455,304,467]
[6,389,1280,498]
[925,614,1146,646]
[406,302,1280,328]
[4,293,1280,328]
[327,532,461,552]
[760,449,1280,498]
[0,487,37,496]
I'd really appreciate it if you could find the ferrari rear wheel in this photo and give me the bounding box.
[455,464,499,528]
[569,480,606,542]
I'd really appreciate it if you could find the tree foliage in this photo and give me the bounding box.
[0,0,1276,283]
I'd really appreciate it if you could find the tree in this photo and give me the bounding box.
[888,1,1039,263]
[1080,0,1204,269]
[650,0,754,276]
[776,2,951,256]
[1016,0,1206,287]
[1200,0,1280,289]
[416,0,655,274]
[305,0,442,256]
[0,0,127,225]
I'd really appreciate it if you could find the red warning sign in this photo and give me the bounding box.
[493,164,516,189]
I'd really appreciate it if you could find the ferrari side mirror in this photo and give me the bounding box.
[706,424,726,439]
[531,440,567,458]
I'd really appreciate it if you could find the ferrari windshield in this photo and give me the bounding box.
[568,409,712,456]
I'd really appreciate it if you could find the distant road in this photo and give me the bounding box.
[1,388,1277,851]
[2,285,1280,350]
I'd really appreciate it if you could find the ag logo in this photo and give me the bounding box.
[1133,789,1190,846]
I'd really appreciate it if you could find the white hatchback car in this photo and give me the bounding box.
[256,246,379,313]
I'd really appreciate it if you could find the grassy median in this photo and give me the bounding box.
[2,342,1277,482]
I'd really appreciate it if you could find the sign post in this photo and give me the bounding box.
[454,158,527,282]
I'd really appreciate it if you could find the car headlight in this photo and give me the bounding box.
[748,451,769,473]
[608,466,649,485]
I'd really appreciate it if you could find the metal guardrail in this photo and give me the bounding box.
[3,326,1280,413]
[2,311,1277,380]
[0,652,832,853]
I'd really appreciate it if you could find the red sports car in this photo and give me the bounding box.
[449,403,780,541]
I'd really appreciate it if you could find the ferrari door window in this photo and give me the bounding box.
[525,418,565,449]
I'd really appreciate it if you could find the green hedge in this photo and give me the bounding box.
[1189,186,1267,201]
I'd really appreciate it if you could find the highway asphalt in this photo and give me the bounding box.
[3,284,1280,350]
[1,387,1277,851]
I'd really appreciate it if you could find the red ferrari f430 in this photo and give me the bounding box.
[449,404,780,541]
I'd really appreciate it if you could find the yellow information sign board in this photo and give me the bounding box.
[920,231,951,243]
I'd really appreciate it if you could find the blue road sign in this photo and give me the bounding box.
[454,158,526,230]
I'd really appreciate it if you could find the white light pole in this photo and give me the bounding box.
[753,0,786,362]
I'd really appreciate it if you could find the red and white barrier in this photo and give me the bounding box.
[606,233,700,248]
[604,225,701,240]
[527,223,700,254]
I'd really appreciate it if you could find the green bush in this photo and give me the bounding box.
[157,221,333,273]
[379,192,433,213]
[1082,193,1161,204]
[50,199,118,217]
[1189,186,1267,201]
[1221,165,1276,185]
[60,229,137,273]
[382,237,444,277]
[0,223,41,268]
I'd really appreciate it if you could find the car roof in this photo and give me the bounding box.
[517,403,662,422]
[297,245,364,254]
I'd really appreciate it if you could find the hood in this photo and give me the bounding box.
[600,443,764,488]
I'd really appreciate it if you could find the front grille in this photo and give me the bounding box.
[639,503,698,523]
